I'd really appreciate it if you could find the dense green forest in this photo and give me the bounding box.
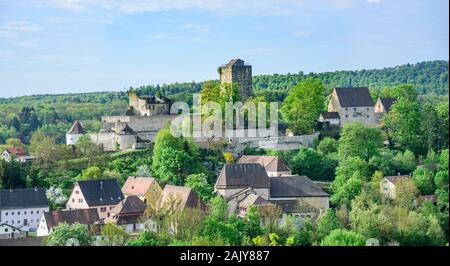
[0,60,448,145]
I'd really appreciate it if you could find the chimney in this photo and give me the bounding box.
[100,181,103,190]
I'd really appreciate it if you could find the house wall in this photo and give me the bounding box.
[115,134,137,150]
[36,216,49,237]
[0,224,24,239]
[1,151,11,162]
[216,187,270,200]
[328,91,377,127]
[0,206,49,231]
[66,133,83,145]
[66,185,115,220]
[382,179,396,200]
[267,171,292,177]
[374,99,386,113]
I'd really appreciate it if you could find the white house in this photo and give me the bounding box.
[1,147,34,163]
[37,208,100,237]
[0,223,24,239]
[0,188,49,232]
[66,179,125,221]
[382,175,411,200]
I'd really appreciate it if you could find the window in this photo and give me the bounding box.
[72,198,75,203]
[18,211,20,215]
[100,207,107,212]
[367,108,369,111]
[31,211,33,214]
[36,210,39,214]
[78,199,83,203]
[345,114,348,118]
[24,211,27,215]
[75,191,79,194]
[11,212,14,215]
[5,212,8,216]
[345,107,348,110]
[353,107,357,111]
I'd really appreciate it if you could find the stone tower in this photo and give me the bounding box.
[219,59,253,100]
[66,120,85,145]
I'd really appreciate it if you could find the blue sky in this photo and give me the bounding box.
[0,0,448,98]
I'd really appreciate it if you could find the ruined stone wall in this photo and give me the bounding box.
[220,64,252,100]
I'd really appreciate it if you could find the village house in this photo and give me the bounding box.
[0,223,24,239]
[381,175,411,200]
[106,195,147,233]
[318,112,340,127]
[121,176,162,203]
[327,87,377,127]
[1,147,34,163]
[215,162,329,220]
[0,188,49,232]
[374,97,397,114]
[66,179,125,221]
[238,156,292,177]
[161,185,204,212]
[37,208,100,237]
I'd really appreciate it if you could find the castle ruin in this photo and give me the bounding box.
[219,59,253,100]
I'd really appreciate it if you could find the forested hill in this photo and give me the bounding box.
[253,60,449,94]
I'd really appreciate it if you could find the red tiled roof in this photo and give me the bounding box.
[6,147,26,157]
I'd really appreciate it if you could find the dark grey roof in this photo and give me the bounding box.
[226,58,245,67]
[67,120,85,134]
[334,87,374,107]
[215,163,270,189]
[269,176,329,198]
[140,95,170,104]
[0,188,48,209]
[116,123,135,135]
[320,112,340,119]
[378,98,396,112]
[43,209,100,229]
[269,199,318,214]
[77,179,124,207]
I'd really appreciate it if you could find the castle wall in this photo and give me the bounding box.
[101,115,178,132]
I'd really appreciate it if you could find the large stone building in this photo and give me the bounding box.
[219,59,253,100]
[67,91,178,151]
[327,87,378,127]
[215,159,329,220]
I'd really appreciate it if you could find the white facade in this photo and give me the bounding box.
[0,223,24,239]
[36,216,50,236]
[0,206,48,232]
[66,133,83,146]
[1,150,12,162]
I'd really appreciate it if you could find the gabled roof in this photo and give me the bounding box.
[238,193,270,210]
[384,175,410,184]
[270,199,318,214]
[238,156,291,173]
[226,58,245,67]
[269,175,329,198]
[110,195,147,215]
[43,209,100,230]
[116,123,135,135]
[67,120,85,134]
[378,97,397,112]
[122,176,157,197]
[215,163,271,189]
[0,188,48,209]
[5,147,26,157]
[161,185,202,210]
[334,87,374,107]
[320,112,340,119]
[77,179,124,207]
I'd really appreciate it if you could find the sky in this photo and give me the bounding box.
[0,0,448,98]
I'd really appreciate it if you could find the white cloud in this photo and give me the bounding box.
[179,23,210,33]
[249,47,272,53]
[366,0,381,3]
[0,20,41,48]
